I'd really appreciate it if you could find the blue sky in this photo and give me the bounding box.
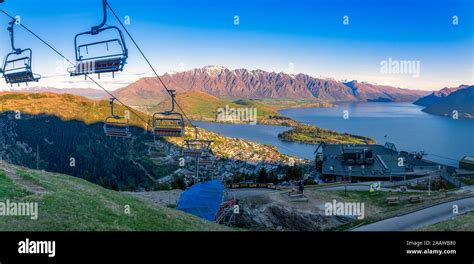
[0,0,472,90]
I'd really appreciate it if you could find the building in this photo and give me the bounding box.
[459,156,474,171]
[316,142,440,182]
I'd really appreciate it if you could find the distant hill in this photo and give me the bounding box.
[0,162,226,231]
[413,85,469,107]
[0,92,177,191]
[113,65,429,105]
[421,86,474,119]
[14,87,106,100]
[0,92,148,126]
[149,91,279,121]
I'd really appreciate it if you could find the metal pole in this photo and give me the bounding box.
[428,175,431,196]
[195,157,199,184]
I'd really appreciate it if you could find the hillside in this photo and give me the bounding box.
[0,92,304,191]
[0,161,227,231]
[0,92,175,191]
[413,85,468,107]
[149,91,279,122]
[113,65,428,105]
[14,87,106,100]
[421,86,474,119]
[0,92,149,127]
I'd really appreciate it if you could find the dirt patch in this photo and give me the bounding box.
[232,191,353,231]
[0,162,47,195]
[125,190,184,207]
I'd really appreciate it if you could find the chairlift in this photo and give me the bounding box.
[199,151,215,167]
[182,127,213,158]
[152,90,184,139]
[69,0,128,78]
[103,98,131,138]
[147,142,167,159]
[1,18,41,86]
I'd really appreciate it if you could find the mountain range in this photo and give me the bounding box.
[415,85,474,119]
[113,65,429,105]
[413,85,470,107]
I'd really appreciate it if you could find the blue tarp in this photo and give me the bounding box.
[177,180,225,221]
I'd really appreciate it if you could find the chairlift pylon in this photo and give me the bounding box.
[152,90,185,140]
[1,18,41,86]
[103,98,131,138]
[69,0,128,78]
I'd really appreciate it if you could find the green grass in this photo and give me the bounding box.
[278,125,376,145]
[0,171,32,199]
[0,167,229,231]
[419,211,474,231]
[150,92,279,122]
[315,189,457,231]
[0,92,149,128]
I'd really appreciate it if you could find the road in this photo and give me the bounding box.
[352,196,474,231]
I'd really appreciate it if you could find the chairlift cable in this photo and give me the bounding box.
[106,3,197,130]
[0,9,150,127]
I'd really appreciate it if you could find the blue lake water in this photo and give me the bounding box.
[196,103,474,166]
[193,121,318,160]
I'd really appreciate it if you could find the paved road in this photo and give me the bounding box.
[352,196,474,231]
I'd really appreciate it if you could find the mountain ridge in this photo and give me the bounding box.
[113,65,430,105]
[414,85,470,107]
[421,86,474,119]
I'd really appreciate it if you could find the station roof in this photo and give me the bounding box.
[322,144,405,177]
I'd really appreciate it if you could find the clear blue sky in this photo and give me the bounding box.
[0,0,472,90]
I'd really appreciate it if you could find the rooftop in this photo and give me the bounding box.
[321,143,405,178]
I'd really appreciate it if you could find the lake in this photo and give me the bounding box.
[196,103,474,166]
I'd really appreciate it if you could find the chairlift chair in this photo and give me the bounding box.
[199,151,214,167]
[147,143,167,159]
[152,90,184,139]
[1,19,41,86]
[103,98,131,138]
[182,127,213,158]
[69,0,128,78]
[182,139,212,158]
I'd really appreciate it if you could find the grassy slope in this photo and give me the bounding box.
[419,211,474,231]
[278,125,375,145]
[0,164,227,231]
[305,189,468,231]
[0,92,149,128]
[149,91,279,121]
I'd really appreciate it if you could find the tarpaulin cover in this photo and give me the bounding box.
[177,180,225,221]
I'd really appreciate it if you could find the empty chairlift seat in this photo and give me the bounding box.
[183,139,212,158]
[2,52,41,85]
[153,113,184,137]
[103,116,131,138]
[69,39,127,76]
[69,0,128,77]
[199,152,214,167]
[103,98,132,138]
[1,19,41,85]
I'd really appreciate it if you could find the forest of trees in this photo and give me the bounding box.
[7,114,177,191]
